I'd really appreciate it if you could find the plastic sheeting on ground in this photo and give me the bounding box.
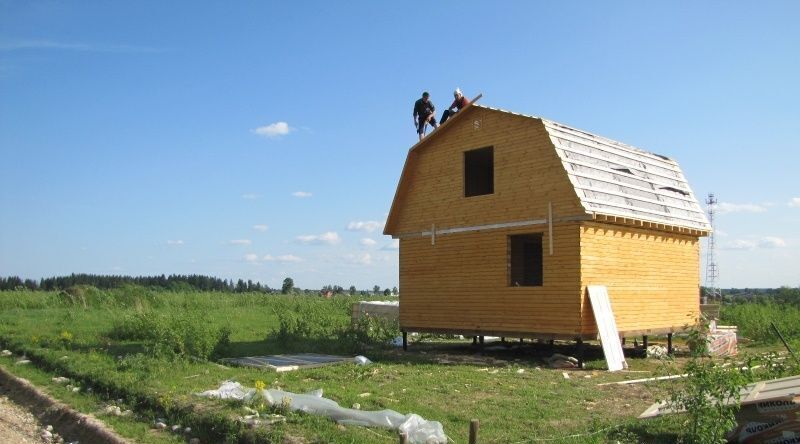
[196,381,447,444]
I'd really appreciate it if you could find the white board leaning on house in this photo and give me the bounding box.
[587,285,628,372]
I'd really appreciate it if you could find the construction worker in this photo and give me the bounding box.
[440,88,469,125]
[413,91,437,140]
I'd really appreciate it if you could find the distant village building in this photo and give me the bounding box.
[384,103,711,342]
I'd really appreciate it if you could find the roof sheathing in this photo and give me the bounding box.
[541,119,710,231]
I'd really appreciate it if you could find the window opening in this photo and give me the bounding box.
[464,146,494,197]
[509,234,543,287]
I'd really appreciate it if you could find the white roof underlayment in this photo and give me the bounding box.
[473,105,711,232]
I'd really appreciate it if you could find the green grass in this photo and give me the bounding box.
[0,354,184,444]
[721,300,800,346]
[0,288,794,443]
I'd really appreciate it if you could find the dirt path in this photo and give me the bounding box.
[0,392,46,444]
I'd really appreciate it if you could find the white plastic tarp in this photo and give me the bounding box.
[197,381,446,444]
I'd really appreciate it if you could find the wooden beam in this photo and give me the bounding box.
[548,201,554,255]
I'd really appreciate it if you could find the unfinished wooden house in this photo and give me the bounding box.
[384,102,711,345]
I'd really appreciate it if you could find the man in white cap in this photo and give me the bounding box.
[439,88,470,125]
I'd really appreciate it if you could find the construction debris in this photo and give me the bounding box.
[597,374,687,387]
[646,345,669,359]
[197,381,447,443]
[639,374,800,442]
[220,353,355,372]
[351,301,399,324]
[547,353,579,369]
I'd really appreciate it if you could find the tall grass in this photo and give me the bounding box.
[720,300,800,344]
[269,296,399,354]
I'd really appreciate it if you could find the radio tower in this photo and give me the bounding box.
[704,193,721,302]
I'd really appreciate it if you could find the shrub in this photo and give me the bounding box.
[664,356,748,443]
[720,300,800,344]
[661,326,750,443]
[270,297,399,354]
[109,311,230,360]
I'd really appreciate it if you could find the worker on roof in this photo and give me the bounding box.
[440,88,469,125]
[413,91,438,141]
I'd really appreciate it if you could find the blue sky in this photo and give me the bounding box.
[1,1,798,289]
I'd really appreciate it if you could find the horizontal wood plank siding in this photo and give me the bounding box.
[400,223,583,335]
[389,108,584,235]
[578,222,701,334]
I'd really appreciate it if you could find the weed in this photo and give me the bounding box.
[721,300,800,344]
[108,311,230,360]
[661,326,750,443]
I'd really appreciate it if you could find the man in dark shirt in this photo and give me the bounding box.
[413,91,437,140]
[440,88,470,125]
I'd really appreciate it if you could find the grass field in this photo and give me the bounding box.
[0,287,797,443]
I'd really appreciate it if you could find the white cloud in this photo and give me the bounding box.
[296,231,341,245]
[228,239,252,246]
[344,253,373,265]
[264,254,303,263]
[252,121,292,138]
[759,237,786,249]
[789,198,800,208]
[292,191,312,198]
[382,239,400,250]
[360,238,377,247]
[716,202,767,214]
[241,193,261,200]
[166,240,184,246]
[243,253,260,262]
[253,224,269,232]
[347,221,384,233]
[723,237,787,250]
[723,239,756,250]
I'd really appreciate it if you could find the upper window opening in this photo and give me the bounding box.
[464,146,494,197]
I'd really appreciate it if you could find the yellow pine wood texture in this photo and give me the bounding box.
[385,107,584,236]
[399,223,583,335]
[578,222,701,335]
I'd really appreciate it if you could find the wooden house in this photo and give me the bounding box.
[384,102,711,345]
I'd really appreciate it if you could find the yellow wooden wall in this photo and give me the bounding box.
[578,222,701,335]
[400,223,583,336]
[391,106,701,337]
[387,107,584,236]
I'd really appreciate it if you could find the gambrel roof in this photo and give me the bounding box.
[385,103,711,235]
[541,116,710,232]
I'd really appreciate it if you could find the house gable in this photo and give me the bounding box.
[383,106,584,236]
[384,104,711,237]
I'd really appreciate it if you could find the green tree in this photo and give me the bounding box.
[373,285,380,295]
[349,285,357,296]
[392,286,398,295]
[282,277,295,294]
[383,288,391,296]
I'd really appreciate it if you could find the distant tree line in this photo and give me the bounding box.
[0,273,273,293]
[0,273,401,296]
[719,286,800,306]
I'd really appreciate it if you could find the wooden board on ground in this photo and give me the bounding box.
[220,353,351,372]
[587,285,628,372]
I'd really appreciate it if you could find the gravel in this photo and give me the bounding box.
[0,394,47,444]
